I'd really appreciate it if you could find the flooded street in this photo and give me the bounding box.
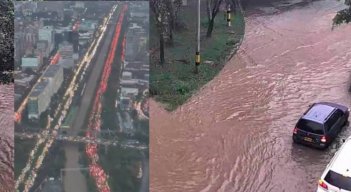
[0,84,14,191]
[151,0,351,191]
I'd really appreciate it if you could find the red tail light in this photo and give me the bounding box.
[321,136,327,143]
[293,128,298,134]
[318,179,328,189]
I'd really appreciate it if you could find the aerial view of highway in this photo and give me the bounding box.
[14,1,149,192]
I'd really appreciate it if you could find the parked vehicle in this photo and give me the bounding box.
[293,102,349,149]
[317,136,351,191]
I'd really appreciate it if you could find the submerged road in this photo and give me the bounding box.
[151,0,351,191]
[0,85,14,192]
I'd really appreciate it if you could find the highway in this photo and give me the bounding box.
[63,5,120,192]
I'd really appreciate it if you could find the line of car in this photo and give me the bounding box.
[292,102,350,192]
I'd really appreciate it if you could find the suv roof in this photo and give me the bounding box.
[302,104,336,124]
[326,137,351,177]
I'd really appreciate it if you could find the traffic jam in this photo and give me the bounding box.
[85,4,128,192]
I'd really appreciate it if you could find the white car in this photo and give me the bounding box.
[317,137,351,192]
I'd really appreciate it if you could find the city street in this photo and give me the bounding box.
[151,1,351,191]
[63,5,120,192]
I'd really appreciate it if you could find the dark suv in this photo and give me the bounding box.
[293,102,349,149]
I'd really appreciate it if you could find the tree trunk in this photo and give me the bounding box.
[168,25,174,46]
[207,18,215,37]
[159,33,165,65]
[207,0,212,21]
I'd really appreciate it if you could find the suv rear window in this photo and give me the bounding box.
[325,170,351,190]
[297,119,324,134]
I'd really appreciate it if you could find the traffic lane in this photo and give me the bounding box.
[70,12,118,136]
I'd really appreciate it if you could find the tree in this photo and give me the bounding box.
[206,0,223,37]
[333,0,351,26]
[150,0,167,65]
[164,0,175,45]
[173,0,183,25]
[0,0,14,83]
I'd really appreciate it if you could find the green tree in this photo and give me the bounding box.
[206,0,224,37]
[0,0,14,83]
[333,0,351,26]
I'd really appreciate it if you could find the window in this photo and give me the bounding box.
[324,170,351,190]
[334,109,344,120]
[297,119,324,135]
[325,110,344,131]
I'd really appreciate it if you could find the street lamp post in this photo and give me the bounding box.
[195,0,201,74]
[227,4,231,27]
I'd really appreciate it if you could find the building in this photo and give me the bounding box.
[14,75,34,87]
[75,2,85,8]
[121,87,139,98]
[21,56,41,71]
[58,59,75,69]
[120,96,132,111]
[37,40,50,58]
[79,20,98,32]
[122,71,132,80]
[42,65,64,95]
[121,71,138,86]
[27,65,63,119]
[58,41,75,68]
[36,1,65,20]
[59,41,74,59]
[27,80,51,119]
[125,23,147,62]
[39,26,54,52]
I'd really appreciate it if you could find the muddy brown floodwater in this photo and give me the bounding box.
[0,84,14,192]
[151,0,351,192]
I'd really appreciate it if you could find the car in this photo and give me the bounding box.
[317,136,351,192]
[293,102,349,149]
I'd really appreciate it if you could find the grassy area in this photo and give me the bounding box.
[150,4,245,110]
[15,138,36,179]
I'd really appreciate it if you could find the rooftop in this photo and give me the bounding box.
[302,104,336,123]
[30,80,49,97]
[43,65,61,78]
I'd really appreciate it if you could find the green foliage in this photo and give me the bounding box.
[150,7,245,110]
[0,0,14,83]
[333,1,351,26]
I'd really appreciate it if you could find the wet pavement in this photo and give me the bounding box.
[151,0,351,191]
[0,84,14,191]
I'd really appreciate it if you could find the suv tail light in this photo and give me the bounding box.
[321,136,327,143]
[318,179,328,189]
[293,128,298,134]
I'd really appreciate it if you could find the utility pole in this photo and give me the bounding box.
[195,0,201,74]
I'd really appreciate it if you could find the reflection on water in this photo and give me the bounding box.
[0,84,14,191]
[151,0,351,191]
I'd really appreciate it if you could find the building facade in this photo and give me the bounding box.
[27,65,63,119]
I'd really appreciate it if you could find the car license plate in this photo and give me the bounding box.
[304,137,313,142]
